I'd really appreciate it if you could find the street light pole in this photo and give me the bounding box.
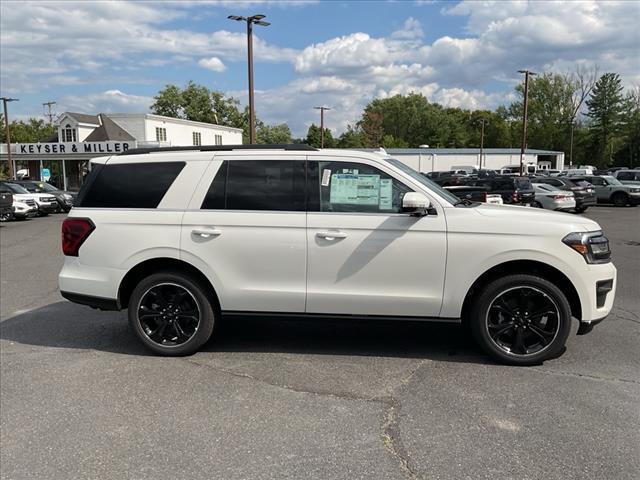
[228,14,270,144]
[2,97,19,180]
[314,106,331,148]
[518,69,536,176]
[569,121,575,166]
[478,118,487,170]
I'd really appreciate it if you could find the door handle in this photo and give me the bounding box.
[316,230,347,240]
[192,228,222,238]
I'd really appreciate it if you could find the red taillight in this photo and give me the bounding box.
[62,218,95,256]
[511,192,519,203]
[552,195,567,200]
[483,191,488,202]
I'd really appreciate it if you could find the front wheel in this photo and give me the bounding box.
[574,206,588,213]
[611,192,628,207]
[532,201,544,209]
[470,274,572,365]
[128,272,216,356]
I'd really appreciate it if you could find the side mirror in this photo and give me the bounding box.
[402,192,431,216]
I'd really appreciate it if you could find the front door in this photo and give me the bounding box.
[305,158,447,317]
[181,156,307,313]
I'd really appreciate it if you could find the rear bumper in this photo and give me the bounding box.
[59,257,124,304]
[575,196,597,207]
[60,291,120,311]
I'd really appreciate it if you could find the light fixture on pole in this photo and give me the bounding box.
[314,106,331,148]
[228,14,270,144]
[1,97,19,180]
[517,69,536,176]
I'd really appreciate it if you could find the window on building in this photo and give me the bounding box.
[214,134,223,145]
[192,132,202,146]
[201,160,306,211]
[76,162,185,208]
[63,124,76,142]
[155,127,167,142]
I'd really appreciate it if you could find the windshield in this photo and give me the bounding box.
[385,158,461,205]
[4,183,30,194]
[603,176,623,186]
[514,177,533,189]
[38,182,59,192]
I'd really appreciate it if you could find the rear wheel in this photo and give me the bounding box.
[128,272,215,356]
[574,206,588,213]
[532,201,544,208]
[470,274,572,365]
[611,192,628,207]
[0,211,13,222]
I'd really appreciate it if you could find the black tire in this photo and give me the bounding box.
[128,271,215,356]
[611,192,628,207]
[574,206,588,213]
[470,274,572,366]
[532,201,544,208]
[0,212,13,222]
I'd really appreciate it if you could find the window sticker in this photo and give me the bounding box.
[379,178,393,209]
[321,169,331,186]
[330,173,381,205]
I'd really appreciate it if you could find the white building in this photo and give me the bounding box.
[358,148,565,173]
[1,112,243,190]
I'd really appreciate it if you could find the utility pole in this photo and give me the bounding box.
[314,106,331,148]
[569,121,575,166]
[518,69,536,176]
[43,101,56,124]
[2,97,19,180]
[478,118,488,170]
[228,14,270,144]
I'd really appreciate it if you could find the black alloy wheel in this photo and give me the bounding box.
[137,283,200,347]
[532,201,544,208]
[128,272,216,356]
[485,286,559,357]
[471,274,572,365]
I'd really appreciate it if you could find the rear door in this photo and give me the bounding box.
[181,156,307,313]
[305,156,447,317]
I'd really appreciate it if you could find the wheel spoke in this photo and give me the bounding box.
[513,328,526,354]
[528,324,554,345]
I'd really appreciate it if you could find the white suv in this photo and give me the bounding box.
[59,145,617,365]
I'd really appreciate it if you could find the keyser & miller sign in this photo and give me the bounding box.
[10,141,136,155]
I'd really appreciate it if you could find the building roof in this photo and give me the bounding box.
[355,148,564,155]
[84,114,135,142]
[105,113,244,133]
[64,112,100,125]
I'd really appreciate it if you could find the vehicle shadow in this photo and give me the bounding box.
[0,301,490,364]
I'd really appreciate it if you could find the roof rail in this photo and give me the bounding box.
[119,144,318,156]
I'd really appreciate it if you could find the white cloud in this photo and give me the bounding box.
[58,90,153,114]
[198,57,227,72]
[391,17,424,40]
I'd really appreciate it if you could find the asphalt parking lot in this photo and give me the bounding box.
[1,207,639,480]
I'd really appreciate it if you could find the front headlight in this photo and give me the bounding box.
[562,231,611,264]
[62,194,72,200]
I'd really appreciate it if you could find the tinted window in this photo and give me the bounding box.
[202,160,306,211]
[315,161,411,213]
[514,177,532,189]
[76,162,185,208]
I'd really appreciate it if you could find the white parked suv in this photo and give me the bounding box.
[59,145,617,365]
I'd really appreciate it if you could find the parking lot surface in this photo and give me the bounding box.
[1,207,639,480]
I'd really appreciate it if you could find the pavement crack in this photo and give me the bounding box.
[530,367,640,385]
[381,396,419,480]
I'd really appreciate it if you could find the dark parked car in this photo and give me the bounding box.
[13,180,76,212]
[468,176,535,205]
[0,188,13,222]
[533,176,597,213]
[424,171,469,187]
[571,175,640,207]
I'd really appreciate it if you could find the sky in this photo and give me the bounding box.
[1,0,639,137]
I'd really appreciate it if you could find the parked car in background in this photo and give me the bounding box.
[13,180,76,212]
[570,175,640,207]
[468,176,535,205]
[0,188,14,222]
[562,168,594,176]
[533,176,597,213]
[424,171,468,187]
[0,183,37,220]
[612,169,640,185]
[443,185,503,204]
[532,184,576,211]
[0,182,58,216]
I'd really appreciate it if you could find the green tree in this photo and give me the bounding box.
[586,73,625,166]
[151,81,249,141]
[0,117,56,143]
[336,124,365,148]
[256,122,292,144]
[305,123,335,148]
[614,87,640,167]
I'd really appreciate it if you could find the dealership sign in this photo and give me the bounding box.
[8,141,136,155]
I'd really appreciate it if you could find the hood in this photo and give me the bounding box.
[475,202,600,232]
[10,193,38,201]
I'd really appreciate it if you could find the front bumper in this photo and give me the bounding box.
[37,202,58,213]
[629,193,640,205]
[574,261,617,331]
